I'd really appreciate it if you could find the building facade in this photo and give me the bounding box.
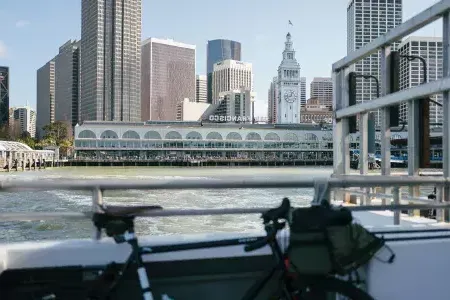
[54,40,80,127]
[141,38,196,121]
[10,106,36,138]
[310,77,333,107]
[398,36,443,127]
[74,121,334,162]
[214,88,256,123]
[276,33,301,124]
[0,66,9,127]
[212,59,253,104]
[196,75,207,103]
[80,0,142,122]
[267,77,278,124]
[300,77,307,107]
[36,61,55,138]
[176,98,210,121]
[300,98,333,124]
[206,39,241,103]
[347,0,402,126]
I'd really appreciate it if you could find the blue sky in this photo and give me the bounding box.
[0,0,443,117]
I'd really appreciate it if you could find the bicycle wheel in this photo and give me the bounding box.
[281,275,375,300]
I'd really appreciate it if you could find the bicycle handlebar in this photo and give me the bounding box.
[261,197,291,223]
[244,198,291,253]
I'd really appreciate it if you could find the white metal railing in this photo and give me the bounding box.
[332,0,450,210]
[1,177,450,236]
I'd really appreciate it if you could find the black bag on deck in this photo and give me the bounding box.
[287,204,391,276]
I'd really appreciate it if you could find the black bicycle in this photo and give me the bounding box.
[81,199,376,300]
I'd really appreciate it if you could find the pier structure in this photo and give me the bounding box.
[73,121,335,164]
[0,141,55,171]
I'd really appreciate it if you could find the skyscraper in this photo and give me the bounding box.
[347,0,402,126]
[36,61,55,138]
[196,75,207,103]
[207,39,241,103]
[310,77,333,107]
[267,77,278,124]
[141,38,196,121]
[0,66,9,127]
[54,40,80,127]
[10,106,36,138]
[300,77,306,107]
[398,36,443,127]
[212,59,253,104]
[80,0,142,122]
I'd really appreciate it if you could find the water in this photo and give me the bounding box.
[0,166,333,243]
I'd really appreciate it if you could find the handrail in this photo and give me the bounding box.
[334,78,450,119]
[1,202,450,222]
[0,176,449,191]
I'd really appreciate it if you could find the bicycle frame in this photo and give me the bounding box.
[103,225,290,300]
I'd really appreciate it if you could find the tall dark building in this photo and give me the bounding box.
[0,66,9,127]
[206,39,241,103]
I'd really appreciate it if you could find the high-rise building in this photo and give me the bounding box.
[207,39,241,103]
[300,77,306,107]
[80,0,142,122]
[276,33,301,124]
[10,106,36,138]
[267,77,278,124]
[54,40,80,127]
[212,59,253,104]
[347,0,402,126]
[310,77,333,107]
[215,88,256,123]
[398,36,443,127]
[141,38,196,121]
[196,75,207,103]
[36,61,55,138]
[0,66,9,127]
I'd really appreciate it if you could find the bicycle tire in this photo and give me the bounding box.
[290,276,375,300]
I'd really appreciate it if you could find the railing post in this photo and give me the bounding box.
[443,12,450,222]
[333,70,350,176]
[392,186,400,225]
[436,185,444,223]
[380,47,391,206]
[359,112,369,205]
[92,187,104,240]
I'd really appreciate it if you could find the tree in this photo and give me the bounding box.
[43,121,71,145]
[42,121,73,157]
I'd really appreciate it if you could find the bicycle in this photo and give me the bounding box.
[26,200,375,300]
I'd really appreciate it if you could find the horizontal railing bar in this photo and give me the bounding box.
[1,202,450,222]
[0,176,449,191]
[332,0,450,71]
[335,77,450,119]
[344,189,433,204]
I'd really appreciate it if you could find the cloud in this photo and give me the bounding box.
[15,20,30,28]
[0,41,7,58]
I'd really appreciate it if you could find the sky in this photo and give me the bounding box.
[0,0,444,118]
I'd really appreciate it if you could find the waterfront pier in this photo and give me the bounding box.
[0,141,56,172]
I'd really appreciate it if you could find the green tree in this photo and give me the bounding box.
[42,121,73,157]
[17,131,37,149]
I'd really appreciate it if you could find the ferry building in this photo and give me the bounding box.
[73,121,336,163]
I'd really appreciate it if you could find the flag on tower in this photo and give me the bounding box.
[289,20,293,26]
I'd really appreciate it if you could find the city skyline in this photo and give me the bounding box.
[0,0,443,118]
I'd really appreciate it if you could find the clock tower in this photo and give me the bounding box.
[276,32,301,123]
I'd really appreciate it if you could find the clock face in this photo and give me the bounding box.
[284,89,297,103]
